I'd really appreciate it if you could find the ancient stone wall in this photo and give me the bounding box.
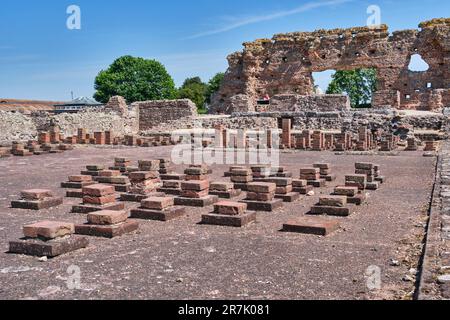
[0,106,139,143]
[212,18,450,113]
[140,115,278,134]
[137,99,198,131]
[261,94,351,112]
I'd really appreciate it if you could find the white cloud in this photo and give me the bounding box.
[186,0,353,39]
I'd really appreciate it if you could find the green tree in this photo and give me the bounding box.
[205,72,225,104]
[94,55,177,103]
[326,68,377,108]
[177,77,208,112]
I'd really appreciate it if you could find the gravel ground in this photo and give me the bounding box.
[0,145,436,300]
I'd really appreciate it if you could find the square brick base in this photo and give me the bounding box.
[112,184,131,193]
[201,211,257,227]
[275,192,300,203]
[66,189,83,198]
[347,193,366,205]
[9,236,88,257]
[293,186,314,195]
[283,217,340,236]
[61,181,95,189]
[71,202,125,214]
[375,176,386,184]
[157,188,182,196]
[209,189,242,199]
[307,180,327,188]
[75,221,139,238]
[11,197,63,210]
[239,199,283,212]
[120,192,165,203]
[174,195,218,207]
[309,205,351,217]
[130,206,186,221]
[322,174,337,182]
[233,183,249,191]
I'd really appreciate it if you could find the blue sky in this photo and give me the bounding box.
[0,0,447,101]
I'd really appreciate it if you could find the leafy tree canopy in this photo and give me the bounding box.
[326,68,377,108]
[177,77,208,112]
[205,72,225,104]
[94,55,177,104]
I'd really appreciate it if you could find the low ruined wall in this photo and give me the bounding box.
[140,115,278,134]
[264,94,351,112]
[0,111,37,143]
[137,99,198,131]
[231,109,448,133]
[0,107,139,143]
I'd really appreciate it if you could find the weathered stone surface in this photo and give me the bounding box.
[201,211,257,228]
[23,221,75,240]
[319,196,347,207]
[75,221,139,239]
[239,199,283,212]
[180,189,210,199]
[174,195,218,207]
[99,170,121,177]
[87,210,128,225]
[69,175,92,183]
[214,201,247,216]
[11,197,63,210]
[209,189,242,199]
[274,192,300,203]
[259,177,293,187]
[130,206,186,222]
[181,180,210,191]
[141,197,174,210]
[310,206,351,217]
[247,182,276,194]
[231,168,252,176]
[71,202,125,214]
[211,19,450,113]
[210,182,234,192]
[9,236,89,257]
[283,217,340,236]
[138,99,198,131]
[83,194,116,205]
[82,184,115,197]
[345,175,367,190]
[334,186,358,197]
[247,191,275,202]
[20,189,53,200]
[292,179,308,188]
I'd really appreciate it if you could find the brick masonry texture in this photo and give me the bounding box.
[211,19,450,114]
[137,99,198,131]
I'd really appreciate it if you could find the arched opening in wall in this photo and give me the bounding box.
[408,54,430,72]
[313,68,377,109]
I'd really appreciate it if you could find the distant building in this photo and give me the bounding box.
[0,99,65,114]
[54,97,103,114]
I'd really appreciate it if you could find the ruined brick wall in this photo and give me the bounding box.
[0,106,139,143]
[211,18,450,113]
[140,115,278,134]
[137,99,198,131]
[262,94,351,112]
